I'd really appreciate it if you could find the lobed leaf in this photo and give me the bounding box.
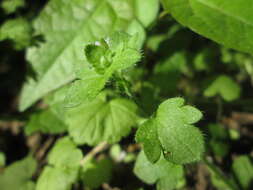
[157,98,204,164]
[0,156,37,190]
[81,158,113,189]
[136,119,161,163]
[136,97,204,165]
[204,75,241,101]
[36,167,78,190]
[25,107,68,135]
[134,151,184,190]
[66,92,140,145]
[47,137,83,169]
[36,137,83,190]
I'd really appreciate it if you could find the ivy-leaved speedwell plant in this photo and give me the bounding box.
[1,0,253,190]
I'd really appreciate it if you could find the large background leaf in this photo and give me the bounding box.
[161,0,253,54]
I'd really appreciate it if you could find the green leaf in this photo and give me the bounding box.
[208,124,230,157]
[156,98,204,164]
[0,156,37,190]
[19,0,159,111]
[151,52,188,94]
[123,153,136,163]
[64,32,141,107]
[36,137,83,190]
[154,52,187,74]
[85,43,110,74]
[136,119,161,163]
[81,158,113,189]
[232,156,253,189]
[134,0,159,27]
[209,172,233,190]
[64,72,106,108]
[193,48,215,71]
[20,182,35,190]
[207,165,237,190]
[47,137,83,168]
[204,75,241,101]
[0,152,5,167]
[180,105,203,124]
[161,0,253,54]
[1,0,25,14]
[25,107,68,135]
[109,144,122,161]
[135,97,204,165]
[0,18,32,49]
[209,140,230,158]
[25,86,69,135]
[208,124,229,139]
[229,129,240,140]
[66,92,140,145]
[36,167,78,190]
[134,151,184,190]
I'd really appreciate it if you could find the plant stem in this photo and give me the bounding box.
[216,96,223,122]
[80,142,109,166]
